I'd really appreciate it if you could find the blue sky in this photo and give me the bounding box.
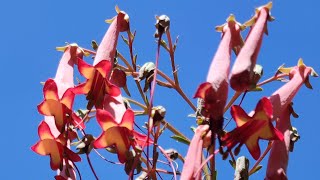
[1,0,319,179]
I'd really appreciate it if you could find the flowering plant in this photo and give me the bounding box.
[32,2,317,179]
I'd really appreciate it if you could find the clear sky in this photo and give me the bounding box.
[1,0,319,179]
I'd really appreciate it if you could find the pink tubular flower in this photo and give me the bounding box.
[94,6,129,65]
[265,107,291,180]
[269,59,318,120]
[181,125,210,180]
[230,2,273,92]
[265,59,317,179]
[40,44,83,179]
[194,14,244,121]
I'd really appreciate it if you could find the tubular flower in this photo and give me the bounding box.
[194,14,244,121]
[265,107,291,180]
[181,125,210,180]
[222,97,283,160]
[94,5,129,65]
[265,59,317,179]
[73,58,120,109]
[269,58,318,120]
[230,2,274,92]
[93,109,151,163]
[31,121,81,170]
[38,79,85,132]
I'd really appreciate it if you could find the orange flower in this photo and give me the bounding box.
[31,121,81,170]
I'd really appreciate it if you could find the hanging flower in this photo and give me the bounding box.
[181,125,210,180]
[93,109,151,163]
[230,2,273,92]
[94,6,129,65]
[31,121,81,170]
[194,14,244,121]
[38,79,85,132]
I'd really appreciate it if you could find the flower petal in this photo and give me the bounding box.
[106,82,121,97]
[193,82,211,99]
[231,105,251,127]
[96,109,117,131]
[95,60,112,78]
[77,58,95,79]
[61,88,75,109]
[31,139,63,170]
[119,109,134,130]
[38,121,54,140]
[43,79,59,101]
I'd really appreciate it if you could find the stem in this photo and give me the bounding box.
[71,160,82,180]
[127,29,136,71]
[161,120,190,143]
[224,91,242,113]
[249,141,274,175]
[166,30,179,85]
[257,73,288,87]
[86,153,99,180]
[117,52,149,106]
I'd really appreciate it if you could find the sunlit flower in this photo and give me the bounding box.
[93,109,151,163]
[73,58,120,109]
[266,59,317,179]
[181,125,210,180]
[230,2,273,91]
[38,79,85,132]
[222,97,283,160]
[194,15,244,121]
[31,121,81,170]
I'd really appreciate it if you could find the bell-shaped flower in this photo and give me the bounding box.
[194,15,244,121]
[31,121,81,170]
[38,79,85,133]
[181,125,210,180]
[222,97,283,160]
[230,2,274,91]
[73,58,121,109]
[93,109,151,163]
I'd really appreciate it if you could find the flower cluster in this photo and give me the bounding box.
[32,7,151,179]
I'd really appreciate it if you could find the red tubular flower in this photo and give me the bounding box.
[93,109,151,163]
[31,121,81,170]
[222,97,283,160]
[73,58,120,109]
[194,15,243,122]
[38,79,85,132]
[230,2,273,92]
[94,6,129,66]
[181,125,210,180]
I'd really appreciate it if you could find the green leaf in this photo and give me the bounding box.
[229,160,236,169]
[190,126,196,132]
[171,135,190,145]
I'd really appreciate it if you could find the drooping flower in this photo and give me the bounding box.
[94,6,129,65]
[222,97,283,160]
[73,58,120,109]
[265,59,317,179]
[38,79,85,132]
[194,15,244,121]
[31,121,81,170]
[265,106,291,180]
[93,109,151,163]
[230,2,274,92]
[181,125,211,180]
[269,58,318,120]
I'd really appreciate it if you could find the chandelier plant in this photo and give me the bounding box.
[32,2,317,180]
